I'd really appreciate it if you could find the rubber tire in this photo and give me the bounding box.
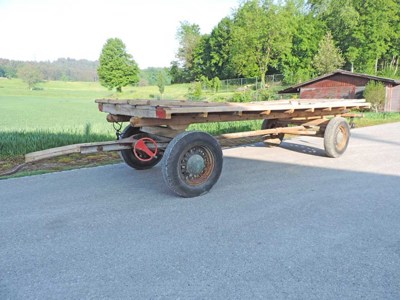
[162,131,223,198]
[119,125,163,170]
[324,117,350,158]
[261,119,285,143]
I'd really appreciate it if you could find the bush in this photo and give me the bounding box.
[256,89,278,101]
[187,82,203,100]
[212,77,221,93]
[364,81,386,112]
[230,91,253,102]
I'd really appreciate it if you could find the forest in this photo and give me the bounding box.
[0,58,99,82]
[172,0,400,84]
[1,0,399,86]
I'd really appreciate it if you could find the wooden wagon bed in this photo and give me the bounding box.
[96,98,370,127]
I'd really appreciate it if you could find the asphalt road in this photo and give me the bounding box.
[1,123,400,299]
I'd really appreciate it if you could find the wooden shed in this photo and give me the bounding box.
[279,70,400,112]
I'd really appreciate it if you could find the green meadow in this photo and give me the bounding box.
[0,79,259,159]
[1,79,399,160]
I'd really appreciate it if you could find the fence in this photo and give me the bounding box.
[202,74,284,93]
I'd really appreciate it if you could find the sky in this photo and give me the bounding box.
[0,0,239,68]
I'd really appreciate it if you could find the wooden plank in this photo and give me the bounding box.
[98,98,369,109]
[106,114,131,122]
[25,138,135,163]
[341,112,364,118]
[96,98,228,107]
[216,126,317,140]
[95,99,130,104]
[25,144,82,162]
[101,103,158,118]
[97,98,369,108]
[140,126,185,138]
[129,108,351,127]
[299,118,329,127]
[133,101,370,116]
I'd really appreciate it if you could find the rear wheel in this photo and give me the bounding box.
[324,117,350,158]
[162,131,223,198]
[261,119,286,144]
[119,125,163,170]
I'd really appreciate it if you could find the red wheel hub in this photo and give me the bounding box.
[133,137,158,162]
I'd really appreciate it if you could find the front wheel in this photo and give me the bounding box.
[119,125,163,170]
[162,131,223,198]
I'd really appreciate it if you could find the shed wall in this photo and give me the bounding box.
[300,86,356,99]
[386,85,400,112]
[294,73,399,111]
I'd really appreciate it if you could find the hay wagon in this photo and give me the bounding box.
[26,98,370,197]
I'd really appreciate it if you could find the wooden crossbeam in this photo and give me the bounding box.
[129,108,350,127]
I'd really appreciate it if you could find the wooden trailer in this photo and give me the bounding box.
[26,98,370,197]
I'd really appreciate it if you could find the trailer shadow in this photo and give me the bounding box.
[242,140,326,158]
[278,141,326,157]
[108,149,399,201]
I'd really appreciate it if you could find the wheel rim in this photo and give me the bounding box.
[133,137,158,162]
[335,125,348,151]
[179,146,214,186]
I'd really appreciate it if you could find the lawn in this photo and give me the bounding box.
[0,79,251,159]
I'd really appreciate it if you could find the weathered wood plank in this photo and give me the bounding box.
[159,100,369,115]
[216,126,317,140]
[140,126,186,138]
[96,98,227,107]
[106,114,131,122]
[101,103,158,118]
[25,138,135,163]
[129,108,350,127]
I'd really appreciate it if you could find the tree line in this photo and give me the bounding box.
[0,54,168,91]
[0,58,99,82]
[171,0,400,85]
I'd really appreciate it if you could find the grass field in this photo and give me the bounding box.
[0,79,257,159]
[1,78,400,162]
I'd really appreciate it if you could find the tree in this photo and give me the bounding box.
[191,35,212,80]
[140,67,171,86]
[207,17,236,79]
[17,64,43,89]
[230,0,294,85]
[279,1,325,83]
[312,32,344,75]
[211,77,221,93]
[97,38,139,92]
[176,21,202,70]
[352,0,399,74]
[310,0,400,74]
[310,0,360,62]
[156,70,168,99]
